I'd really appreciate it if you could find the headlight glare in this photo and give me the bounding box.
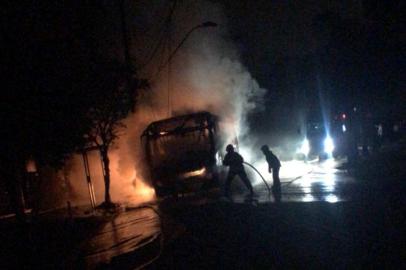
[299,138,310,156]
[324,136,334,154]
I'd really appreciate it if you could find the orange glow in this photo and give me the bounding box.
[26,159,37,173]
[135,180,156,198]
[108,152,156,203]
[181,167,206,178]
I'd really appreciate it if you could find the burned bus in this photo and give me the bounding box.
[141,112,224,197]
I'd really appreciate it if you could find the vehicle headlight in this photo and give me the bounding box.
[299,138,310,156]
[324,136,334,154]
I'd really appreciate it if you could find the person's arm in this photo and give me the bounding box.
[223,154,229,166]
[239,153,244,163]
[265,154,272,172]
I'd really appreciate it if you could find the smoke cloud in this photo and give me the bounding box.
[65,0,266,205]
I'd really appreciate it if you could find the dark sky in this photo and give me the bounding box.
[215,0,404,133]
[4,0,404,134]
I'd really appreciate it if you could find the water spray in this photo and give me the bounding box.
[242,162,271,194]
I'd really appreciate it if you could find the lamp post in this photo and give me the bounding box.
[158,21,218,75]
[159,21,217,116]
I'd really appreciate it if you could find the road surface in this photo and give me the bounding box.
[79,158,403,269]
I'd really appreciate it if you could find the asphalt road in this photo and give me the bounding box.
[78,158,404,269]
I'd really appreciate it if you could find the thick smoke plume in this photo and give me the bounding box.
[65,0,266,205]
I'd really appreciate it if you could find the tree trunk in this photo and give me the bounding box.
[100,146,111,204]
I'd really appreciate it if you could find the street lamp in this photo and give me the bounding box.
[154,21,217,117]
[157,21,218,75]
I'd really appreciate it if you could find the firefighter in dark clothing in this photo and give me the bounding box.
[223,144,254,198]
[261,145,281,190]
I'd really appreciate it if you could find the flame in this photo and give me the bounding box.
[109,152,156,203]
[63,1,266,207]
[134,176,156,198]
[181,167,206,178]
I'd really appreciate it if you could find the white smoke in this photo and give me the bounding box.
[64,0,266,206]
[140,0,266,138]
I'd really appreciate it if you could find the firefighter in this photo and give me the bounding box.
[261,145,281,192]
[223,144,254,198]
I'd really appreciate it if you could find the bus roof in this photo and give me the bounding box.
[141,111,219,138]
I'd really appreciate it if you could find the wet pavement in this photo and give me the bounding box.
[79,158,388,269]
[3,158,401,269]
[80,206,162,269]
[231,158,356,203]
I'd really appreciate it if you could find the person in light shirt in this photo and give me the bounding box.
[261,145,281,192]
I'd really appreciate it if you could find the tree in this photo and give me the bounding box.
[2,1,149,215]
[82,60,147,207]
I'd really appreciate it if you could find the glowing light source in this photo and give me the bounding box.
[134,179,156,199]
[181,167,206,178]
[324,136,334,154]
[325,194,338,203]
[342,124,347,132]
[299,138,310,156]
[302,194,315,202]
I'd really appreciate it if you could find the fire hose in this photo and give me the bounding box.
[243,162,272,194]
[243,162,314,195]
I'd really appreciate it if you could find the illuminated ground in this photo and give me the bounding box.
[1,157,403,269]
[245,158,356,203]
[77,157,403,269]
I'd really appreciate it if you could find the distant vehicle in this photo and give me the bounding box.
[297,118,346,160]
[305,121,334,160]
[141,111,225,197]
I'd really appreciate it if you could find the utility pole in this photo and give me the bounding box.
[167,10,172,117]
[119,0,135,77]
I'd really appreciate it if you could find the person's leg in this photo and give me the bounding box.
[273,167,281,187]
[239,170,254,195]
[225,172,235,197]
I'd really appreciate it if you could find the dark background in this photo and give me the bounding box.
[219,0,404,135]
[3,0,404,141]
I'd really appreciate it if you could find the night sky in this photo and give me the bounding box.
[3,0,404,138]
[218,0,404,133]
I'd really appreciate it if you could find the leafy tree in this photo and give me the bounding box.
[1,1,149,216]
[81,60,147,207]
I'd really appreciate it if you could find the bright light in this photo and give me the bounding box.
[342,124,346,132]
[325,194,338,203]
[279,160,312,179]
[324,136,334,154]
[181,167,206,178]
[299,138,310,156]
[302,194,315,202]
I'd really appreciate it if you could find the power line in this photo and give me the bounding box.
[136,1,177,72]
